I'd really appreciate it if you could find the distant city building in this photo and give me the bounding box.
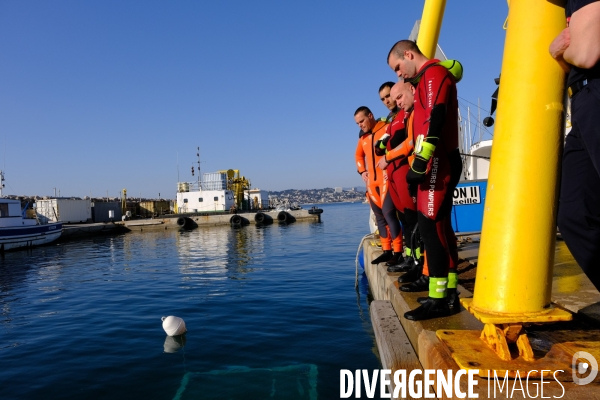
[334,187,343,193]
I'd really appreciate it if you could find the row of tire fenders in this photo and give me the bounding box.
[175,207,323,229]
[231,211,295,227]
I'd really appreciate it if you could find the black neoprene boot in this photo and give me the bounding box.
[446,288,461,310]
[398,263,421,283]
[385,253,405,271]
[404,297,451,321]
[400,275,429,292]
[371,250,392,265]
[387,256,415,273]
[417,290,461,315]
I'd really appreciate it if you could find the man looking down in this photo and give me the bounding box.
[387,40,462,321]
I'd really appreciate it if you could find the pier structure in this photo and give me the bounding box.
[363,239,600,399]
[58,208,320,241]
[121,208,319,231]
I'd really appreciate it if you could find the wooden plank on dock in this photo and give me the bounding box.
[370,300,425,400]
[371,300,421,371]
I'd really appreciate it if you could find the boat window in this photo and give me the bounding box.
[199,198,203,202]
[183,198,188,203]
[0,203,7,217]
[213,197,218,201]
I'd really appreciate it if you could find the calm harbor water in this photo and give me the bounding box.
[0,202,382,399]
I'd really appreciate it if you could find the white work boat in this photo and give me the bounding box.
[0,172,62,251]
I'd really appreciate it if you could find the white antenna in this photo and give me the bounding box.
[478,98,482,143]
[457,107,464,155]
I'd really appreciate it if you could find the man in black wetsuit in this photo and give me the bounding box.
[550,0,600,290]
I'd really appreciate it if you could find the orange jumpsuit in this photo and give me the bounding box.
[355,120,388,207]
[355,120,402,253]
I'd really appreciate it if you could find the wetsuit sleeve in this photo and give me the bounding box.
[385,137,413,163]
[374,125,390,157]
[355,138,367,175]
[418,65,452,143]
[410,66,453,176]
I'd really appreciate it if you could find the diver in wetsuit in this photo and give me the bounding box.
[388,40,462,321]
[374,82,407,267]
[354,106,402,265]
[376,82,422,274]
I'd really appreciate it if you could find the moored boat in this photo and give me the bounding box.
[0,172,63,251]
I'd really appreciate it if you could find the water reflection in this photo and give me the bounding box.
[163,334,187,353]
[0,246,68,328]
[175,224,266,288]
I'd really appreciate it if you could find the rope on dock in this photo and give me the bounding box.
[355,233,373,287]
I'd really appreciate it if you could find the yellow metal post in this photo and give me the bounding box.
[463,0,571,322]
[121,189,127,215]
[417,0,446,59]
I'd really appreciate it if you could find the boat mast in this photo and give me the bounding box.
[478,97,482,143]
[467,106,472,149]
[0,170,4,197]
[196,147,201,190]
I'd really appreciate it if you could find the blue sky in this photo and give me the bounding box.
[0,1,507,199]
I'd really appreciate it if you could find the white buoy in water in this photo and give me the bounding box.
[162,316,187,336]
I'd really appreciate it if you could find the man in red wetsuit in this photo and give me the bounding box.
[376,82,422,274]
[388,40,462,321]
[375,82,407,267]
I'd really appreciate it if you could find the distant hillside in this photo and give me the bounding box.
[267,187,366,204]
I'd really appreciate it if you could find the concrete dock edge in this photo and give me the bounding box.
[363,240,600,399]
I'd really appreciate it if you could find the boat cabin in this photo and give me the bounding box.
[0,199,36,227]
[176,190,235,213]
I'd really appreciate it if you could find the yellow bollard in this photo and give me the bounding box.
[464,0,571,323]
[416,0,446,59]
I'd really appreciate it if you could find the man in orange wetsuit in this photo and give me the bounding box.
[388,40,462,321]
[354,106,402,264]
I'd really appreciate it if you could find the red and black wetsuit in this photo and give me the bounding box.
[412,59,462,278]
[384,110,418,253]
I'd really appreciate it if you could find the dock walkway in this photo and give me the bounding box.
[364,237,600,399]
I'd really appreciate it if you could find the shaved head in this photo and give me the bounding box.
[387,40,422,63]
[387,40,428,80]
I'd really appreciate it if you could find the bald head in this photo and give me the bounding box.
[390,81,415,112]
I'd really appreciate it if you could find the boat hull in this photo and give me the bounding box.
[0,223,63,251]
[451,180,487,234]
